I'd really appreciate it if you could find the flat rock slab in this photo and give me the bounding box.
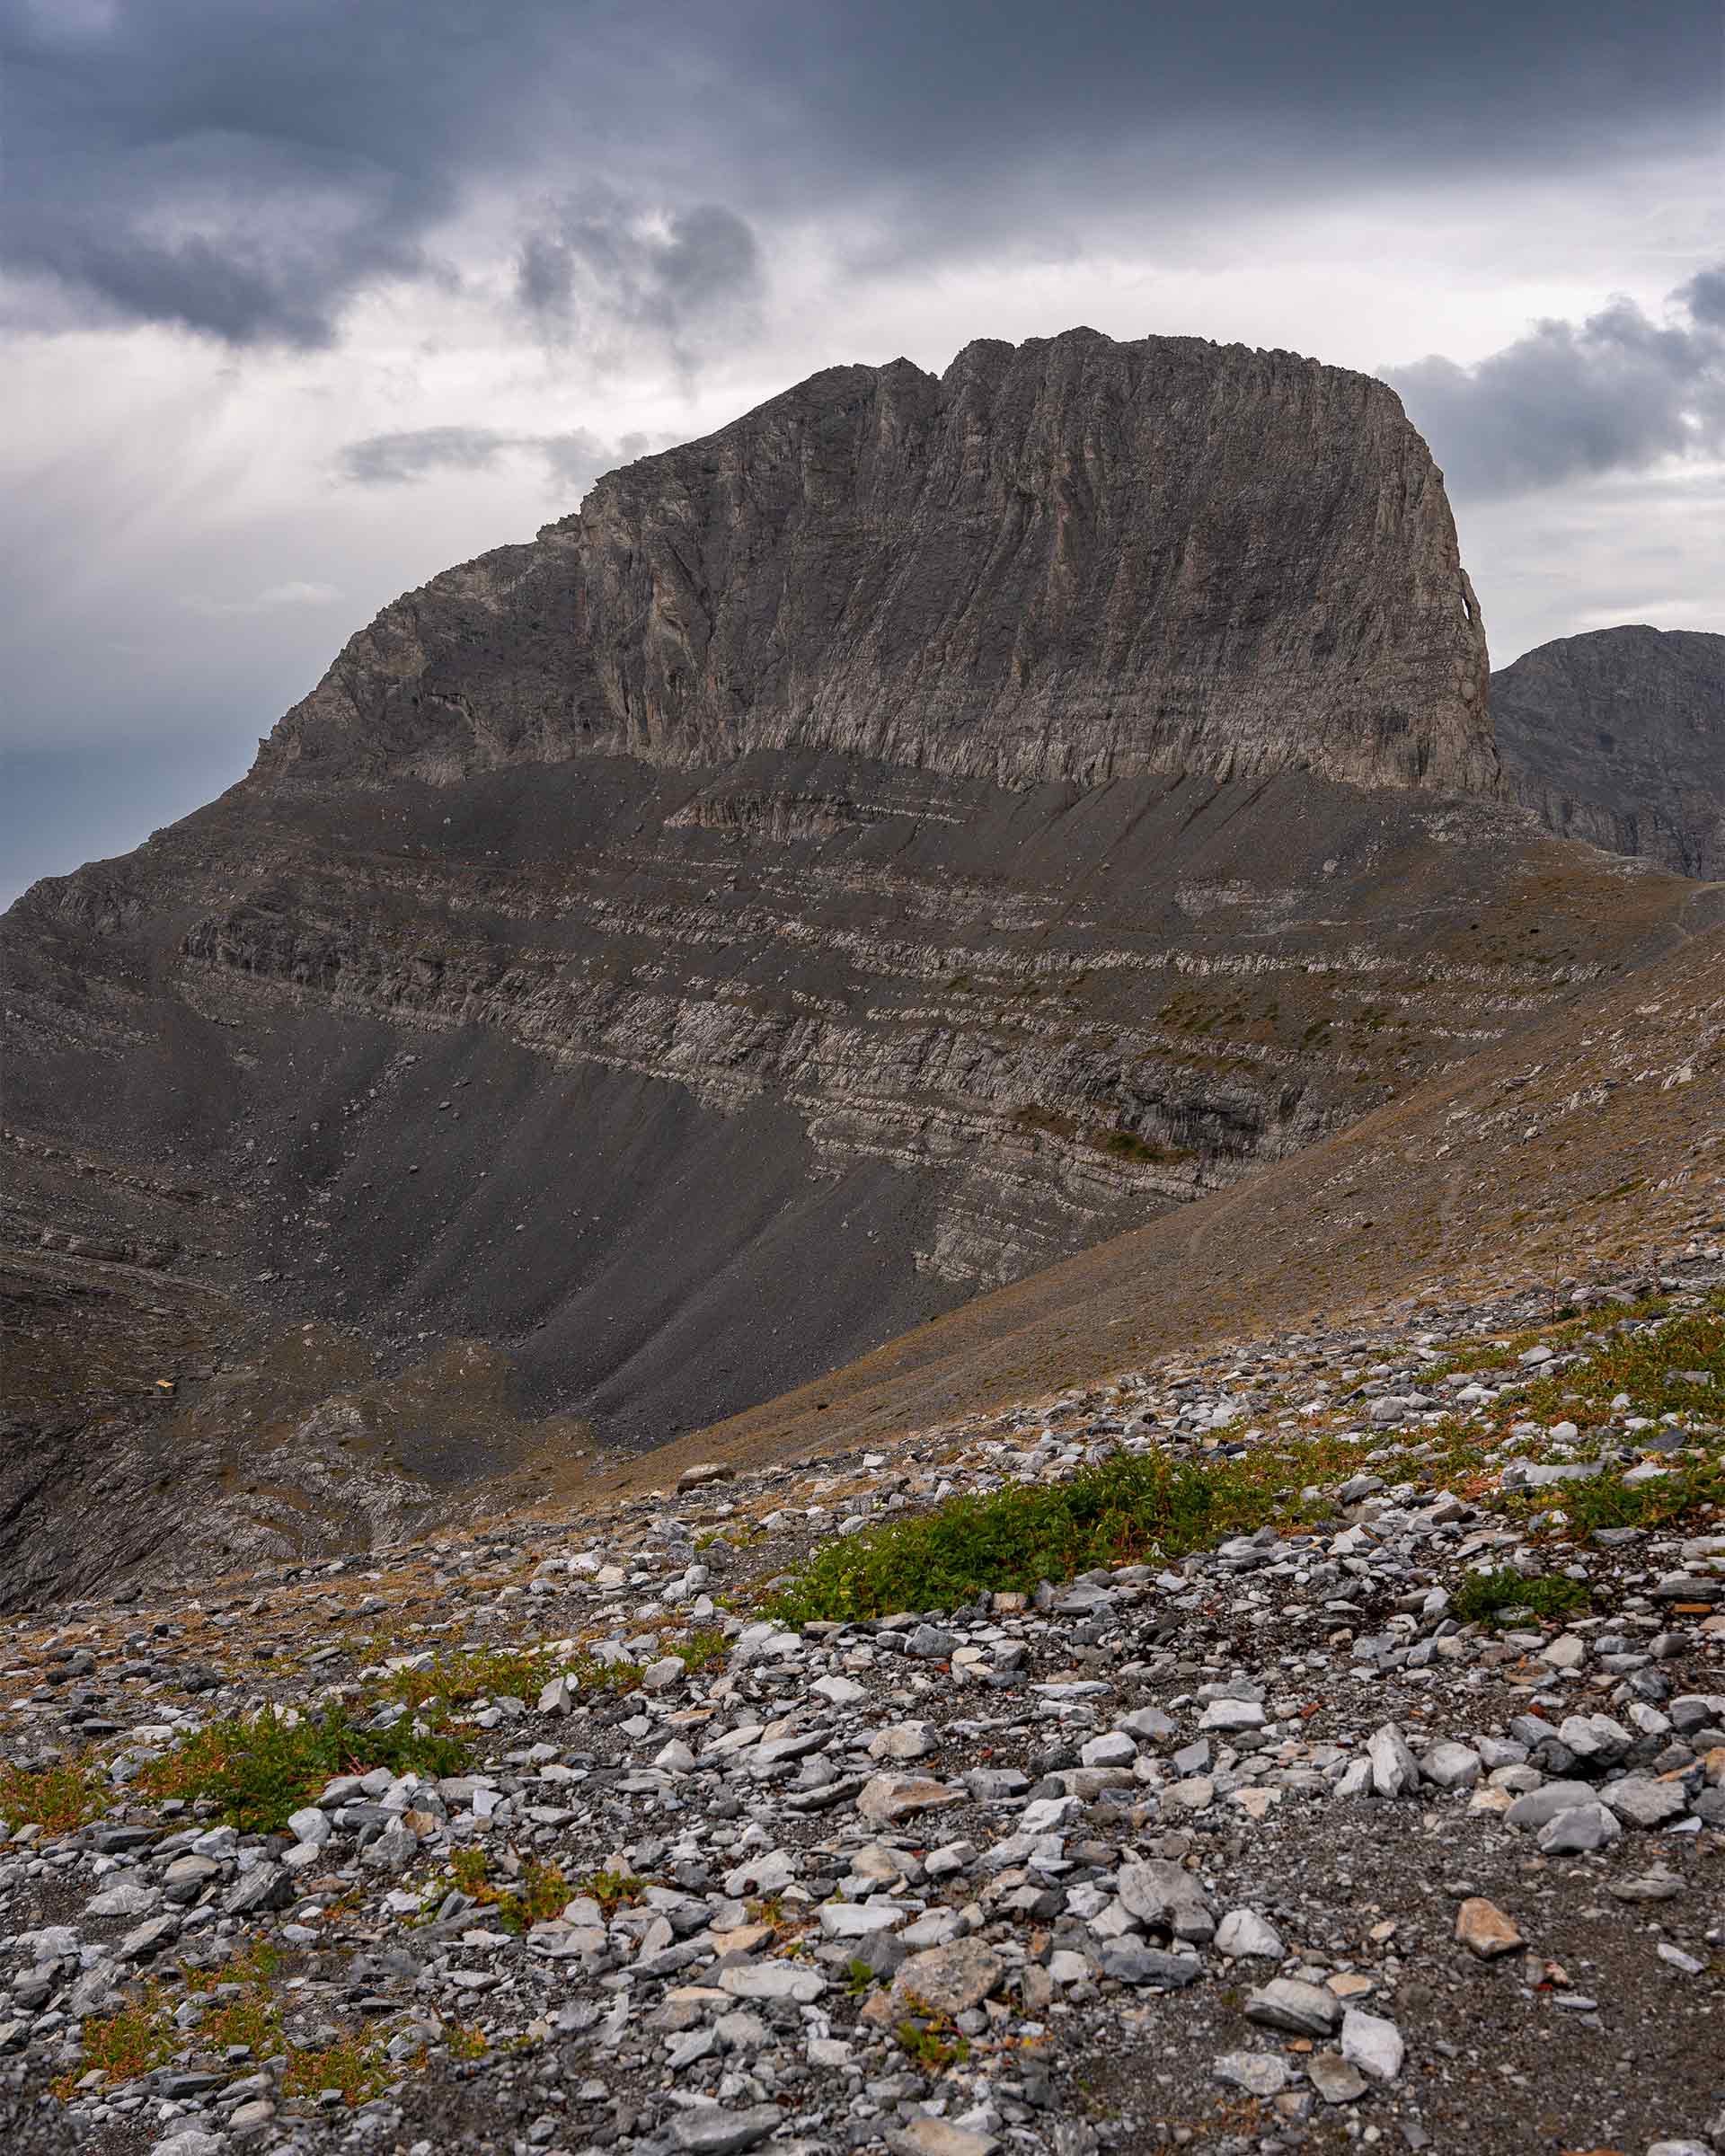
[856,1774,964,1825]
[669,2104,782,2153]
[1245,1977,1342,2037]
[889,1940,1004,2017]
[889,2124,1002,2156]
[1455,1897,1525,1958]
[1214,2050,1295,2098]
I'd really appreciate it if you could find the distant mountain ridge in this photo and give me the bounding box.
[1493,624,1725,879]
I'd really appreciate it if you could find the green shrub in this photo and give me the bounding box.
[0,1758,109,1835]
[763,1450,1327,1623]
[139,1707,467,1833]
[1452,1568,1589,1627]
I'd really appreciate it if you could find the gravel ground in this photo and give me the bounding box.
[2,1239,1721,2156]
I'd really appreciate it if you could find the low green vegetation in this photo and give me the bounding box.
[0,1757,110,1835]
[137,1707,467,1834]
[1500,1454,1725,1534]
[1451,1568,1589,1628]
[1514,1298,1724,1430]
[579,1868,648,1917]
[763,1447,1353,1622]
[59,1933,400,2107]
[442,1849,571,1932]
[671,1626,731,1674]
[375,1645,553,1715]
[894,2006,970,2072]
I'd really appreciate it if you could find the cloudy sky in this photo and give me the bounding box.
[2,0,1720,903]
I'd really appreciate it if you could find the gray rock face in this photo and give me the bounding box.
[259,328,1495,801]
[1493,625,1725,878]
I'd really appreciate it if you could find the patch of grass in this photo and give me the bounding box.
[0,1757,110,1835]
[137,1706,466,1834]
[441,1851,571,1934]
[59,1996,175,2090]
[762,1447,1354,1622]
[279,2030,394,2106]
[1098,1127,1186,1166]
[845,1957,881,1997]
[579,1869,647,1917]
[63,1931,393,2110]
[1502,1455,1725,1535]
[895,2006,970,2072]
[444,2023,489,2063]
[566,1650,644,1695]
[1452,1568,1590,1628]
[376,1646,554,1715]
[673,1627,731,1675]
[184,1934,285,1993]
[1515,1300,1725,1430]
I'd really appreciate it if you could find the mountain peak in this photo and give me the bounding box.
[256,328,1496,800]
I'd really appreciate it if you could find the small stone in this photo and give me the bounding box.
[1340,2006,1405,2082]
[889,1939,1004,2016]
[1215,1907,1285,1960]
[892,2122,1001,2156]
[1117,1859,1215,1942]
[1536,1802,1623,1854]
[868,1721,938,1763]
[1367,1723,1420,1798]
[1213,2051,1294,2097]
[719,1962,827,2004]
[677,1462,736,1493]
[1421,1741,1482,1790]
[1603,1777,1689,1828]
[1199,1698,1265,1732]
[1245,1977,1342,2037]
[1455,1897,1525,1958]
[856,1773,963,1825]
[1306,2052,1368,2105]
[668,2103,782,2153]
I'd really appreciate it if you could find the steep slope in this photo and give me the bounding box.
[646,897,1725,1488]
[1495,623,1725,878]
[0,331,1699,1595]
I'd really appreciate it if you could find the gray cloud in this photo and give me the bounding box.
[1389,268,1725,499]
[338,424,656,492]
[2,1,1715,348]
[340,428,520,486]
[516,196,763,364]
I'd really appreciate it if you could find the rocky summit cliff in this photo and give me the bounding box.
[1494,623,1725,879]
[0,329,1700,1604]
[257,330,1498,799]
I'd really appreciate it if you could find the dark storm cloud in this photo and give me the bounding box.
[1389,268,1725,499]
[339,423,656,491]
[2,0,1715,348]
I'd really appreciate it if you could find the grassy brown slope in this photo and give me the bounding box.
[603,903,1725,1493]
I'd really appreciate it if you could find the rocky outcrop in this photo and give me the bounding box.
[256,329,1496,800]
[1494,625,1725,879]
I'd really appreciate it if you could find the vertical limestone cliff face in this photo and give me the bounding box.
[1494,625,1725,879]
[255,328,1496,800]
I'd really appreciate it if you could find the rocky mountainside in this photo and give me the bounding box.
[1495,624,1725,879]
[2,1162,1723,2156]
[0,331,1703,1608]
[259,329,1496,799]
